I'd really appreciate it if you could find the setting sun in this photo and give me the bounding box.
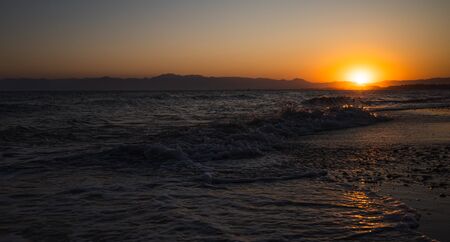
[347,68,375,86]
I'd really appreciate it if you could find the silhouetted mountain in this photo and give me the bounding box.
[382,77,450,87]
[380,84,450,90]
[373,77,450,90]
[316,77,450,90]
[0,74,315,91]
[2,75,449,91]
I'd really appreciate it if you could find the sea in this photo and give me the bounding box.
[1,90,449,241]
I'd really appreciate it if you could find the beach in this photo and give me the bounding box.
[0,90,449,241]
[297,108,450,241]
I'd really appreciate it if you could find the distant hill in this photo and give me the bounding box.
[0,74,315,91]
[317,77,450,90]
[377,77,450,90]
[380,84,450,90]
[382,77,450,87]
[1,75,449,91]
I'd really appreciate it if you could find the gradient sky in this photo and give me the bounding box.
[1,0,449,82]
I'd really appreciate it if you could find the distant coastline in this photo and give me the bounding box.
[1,74,449,91]
[379,84,450,90]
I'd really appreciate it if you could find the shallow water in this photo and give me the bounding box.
[1,90,449,241]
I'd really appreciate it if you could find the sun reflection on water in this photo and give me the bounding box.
[342,191,389,233]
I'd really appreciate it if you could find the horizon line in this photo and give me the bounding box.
[1,73,449,84]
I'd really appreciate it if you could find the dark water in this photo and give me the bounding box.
[1,90,449,241]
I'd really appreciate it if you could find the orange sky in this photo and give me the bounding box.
[1,0,449,83]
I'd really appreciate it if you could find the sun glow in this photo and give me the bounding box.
[325,56,391,89]
[347,68,374,86]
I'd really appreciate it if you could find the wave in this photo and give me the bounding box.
[203,170,328,185]
[80,101,383,166]
[302,95,450,112]
[0,103,63,115]
[371,103,450,112]
[0,124,89,144]
[368,96,450,104]
[189,93,257,100]
[301,96,364,108]
[0,125,74,143]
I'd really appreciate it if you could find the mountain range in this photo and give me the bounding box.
[1,74,449,91]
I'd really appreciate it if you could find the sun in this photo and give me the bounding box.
[347,69,374,86]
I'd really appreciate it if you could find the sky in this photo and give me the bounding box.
[0,0,449,82]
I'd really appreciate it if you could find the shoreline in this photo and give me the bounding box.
[1,93,449,241]
[377,183,449,241]
[298,107,450,241]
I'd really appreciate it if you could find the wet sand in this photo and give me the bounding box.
[298,108,450,241]
[379,183,449,242]
[1,92,448,241]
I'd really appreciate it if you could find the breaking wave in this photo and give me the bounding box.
[1,91,443,241]
[85,100,382,166]
[302,96,364,108]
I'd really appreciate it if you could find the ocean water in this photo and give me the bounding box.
[0,90,449,241]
